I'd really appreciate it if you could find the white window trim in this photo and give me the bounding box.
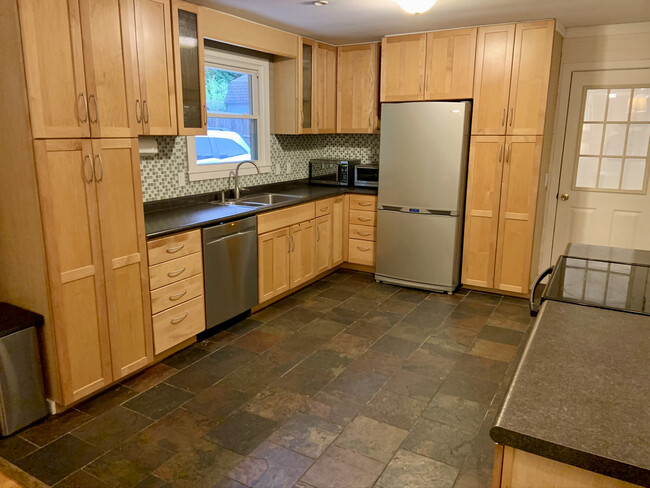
[187,48,271,182]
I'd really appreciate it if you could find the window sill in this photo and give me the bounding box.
[188,164,271,182]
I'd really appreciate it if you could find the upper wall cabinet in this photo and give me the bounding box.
[337,43,380,134]
[381,34,427,102]
[172,0,206,135]
[300,39,337,134]
[425,28,477,100]
[18,0,137,139]
[472,20,555,135]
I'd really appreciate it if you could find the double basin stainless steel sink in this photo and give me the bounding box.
[211,193,302,208]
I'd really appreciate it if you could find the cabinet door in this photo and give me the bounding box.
[79,0,138,138]
[462,136,505,289]
[380,34,426,102]
[315,215,332,274]
[300,38,316,134]
[472,24,515,135]
[494,136,543,294]
[33,139,112,404]
[337,43,379,133]
[134,0,177,135]
[172,0,206,135]
[425,28,477,100]
[331,196,345,266]
[18,0,90,138]
[507,21,555,135]
[92,138,152,379]
[258,228,290,302]
[315,42,338,133]
[290,221,316,288]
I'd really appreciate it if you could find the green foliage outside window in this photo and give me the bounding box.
[205,68,238,112]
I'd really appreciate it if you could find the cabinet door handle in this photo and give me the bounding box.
[169,290,187,301]
[320,207,328,212]
[334,198,342,203]
[357,246,370,252]
[143,100,150,123]
[83,154,94,183]
[78,93,89,123]
[286,235,290,253]
[203,104,207,126]
[316,227,320,242]
[368,112,372,129]
[509,107,514,127]
[501,108,506,127]
[166,244,185,254]
[358,202,372,207]
[171,312,189,324]
[89,94,99,124]
[358,231,371,237]
[358,217,372,222]
[93,154,104,183]
[167,267,186,278]
[135,99,142,123]
[505,144,510,163]
[498,144,503,163]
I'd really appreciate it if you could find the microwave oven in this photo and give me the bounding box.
[354,164,379,188]
[309,159,360,186]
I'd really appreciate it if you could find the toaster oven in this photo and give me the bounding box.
[354,164,379,188]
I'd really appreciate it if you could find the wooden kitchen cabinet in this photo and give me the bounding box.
[290,221,316,288]
[315,42,338,133]
[337,43,380,133]
[425,28,477,100]
[258,227,291,302]
[315,215,332,274]
[331,196,346,266]
[381,33,427,102]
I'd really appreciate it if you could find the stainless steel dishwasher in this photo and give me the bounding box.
[203,216,258,329]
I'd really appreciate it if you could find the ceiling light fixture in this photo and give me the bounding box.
[395,0,437,14]
[313,1,328,6]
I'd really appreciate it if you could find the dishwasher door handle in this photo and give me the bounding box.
[204,230,254,247]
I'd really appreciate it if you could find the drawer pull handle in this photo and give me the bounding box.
[166,244,185,254]
[357,246,370,252]
[358,202,372,206]
[167,267,186,278]
[358,231,371,236]
[334,198,342,203]
[358,217,372,222]
[171,312,189,324]
[169,290,187,301]
[320,207,328,211]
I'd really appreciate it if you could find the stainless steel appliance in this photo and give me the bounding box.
[375,101,471,292]
[309,159,360,186]
[354,164,379,188]
[203,216,258,328]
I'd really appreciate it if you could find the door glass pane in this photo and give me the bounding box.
[598,158,622,189]
[606,89,632,121]
[579,124,603,155]
[178,10,201,129]
[621,159,646,191]
[575,157,599,188]
[626,124,650,156]
[631,88,650,121]
[584,89,608,121]
[205,67,253,115]
[602,124,626,156]
[302,43,313,129]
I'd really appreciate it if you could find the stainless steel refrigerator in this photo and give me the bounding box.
[375,101,471,293]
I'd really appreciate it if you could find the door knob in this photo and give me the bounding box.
[560,193,569,201]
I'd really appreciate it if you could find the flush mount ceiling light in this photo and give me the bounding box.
[313,1,328,5]
[395,0,437,14]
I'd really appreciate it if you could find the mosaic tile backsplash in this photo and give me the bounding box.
[140,134,380,202]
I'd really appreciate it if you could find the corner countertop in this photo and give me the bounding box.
[490,300,650,486]
[144,182,378,238]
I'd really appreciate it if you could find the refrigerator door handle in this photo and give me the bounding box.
[379,205,404,212]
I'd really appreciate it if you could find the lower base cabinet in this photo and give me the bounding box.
[258,227,291,302]
[347,194,377,267]
[289,220,316,288]
[315,215,332,274]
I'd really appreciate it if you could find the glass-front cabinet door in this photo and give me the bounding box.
[172,0,206,135]
[301,38,315,133]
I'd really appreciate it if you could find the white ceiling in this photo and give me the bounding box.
[192,0,650,44]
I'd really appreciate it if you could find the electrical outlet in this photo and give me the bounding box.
[286,163,292,174]
[178,172,186,187]
[274,165,282,175]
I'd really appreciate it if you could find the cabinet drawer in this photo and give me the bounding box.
[315,198,332,217]
[152,296,205,354]
[348,239,376,266]
[257,202,315,234]
[150,274,204,314]
[147,229,202,266]
[350,210,377,227]
[349,224,376,241]
[149,252,203,290]
[349,194,377,211]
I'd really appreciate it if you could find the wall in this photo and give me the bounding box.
[140,134,379,202]
[538,21,650,271]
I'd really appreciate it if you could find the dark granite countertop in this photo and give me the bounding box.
[490,300,650,486]
[144,181,377,238]
[564,243,650,266]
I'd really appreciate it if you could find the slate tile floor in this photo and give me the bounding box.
[1,270,534,488]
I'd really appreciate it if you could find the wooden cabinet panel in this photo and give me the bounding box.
[337,43,379,133]
[331,196,345,266]
[147,229,202,265]
[350,210,377,227]
[381,34,427,102]
[148,252,203,289]
[348,239,376,266]
[93,138,151,379]
[79,0,137,138]
[134,0,177,135]
[18,0,90,138]
[349,224,376,242]
[315,215,332,274]
[290,221,316,288]
[152,296,205,354]
[349,194,377,211]
[425,28,477,100]
[257,202,316,234]
[462,136,504,288]
[472,24,515,135]
[507,21,555,135]
[494,136,543,293]
[33,139,112,404]
[258,228,290,302]
[315,198,332,217]
[150,274,204,314]
[315,42,337,133]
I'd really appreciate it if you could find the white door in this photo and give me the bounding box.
[552,69,650,261]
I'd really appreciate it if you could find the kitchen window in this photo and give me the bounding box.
[187,48,270,181]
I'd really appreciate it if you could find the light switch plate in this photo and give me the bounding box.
[178,172,186,187]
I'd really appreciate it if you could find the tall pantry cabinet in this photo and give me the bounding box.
[0,0,165,407]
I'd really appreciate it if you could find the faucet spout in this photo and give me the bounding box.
[234,161,261,200]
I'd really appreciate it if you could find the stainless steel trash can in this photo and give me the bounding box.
[0,303,48,436]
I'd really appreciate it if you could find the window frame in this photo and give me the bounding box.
[187,48,271,181]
